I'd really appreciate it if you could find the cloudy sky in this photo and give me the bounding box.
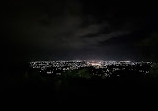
[2,0,158,62]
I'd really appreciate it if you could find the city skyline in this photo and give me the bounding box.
[29,60,152,77]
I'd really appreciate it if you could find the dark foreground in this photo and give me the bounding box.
[1,76,158,106]
[1,65,158,108]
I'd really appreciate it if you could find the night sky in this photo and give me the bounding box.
[2,0,158,63]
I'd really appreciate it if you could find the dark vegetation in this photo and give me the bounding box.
[1,62,158,106]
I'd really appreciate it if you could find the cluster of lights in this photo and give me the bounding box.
[29,60,152,77]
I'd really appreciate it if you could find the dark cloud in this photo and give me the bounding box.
[2,0,158,61]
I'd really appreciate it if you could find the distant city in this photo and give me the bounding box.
[29,60,153,79]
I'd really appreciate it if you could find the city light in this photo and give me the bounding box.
[29,60,152,79]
